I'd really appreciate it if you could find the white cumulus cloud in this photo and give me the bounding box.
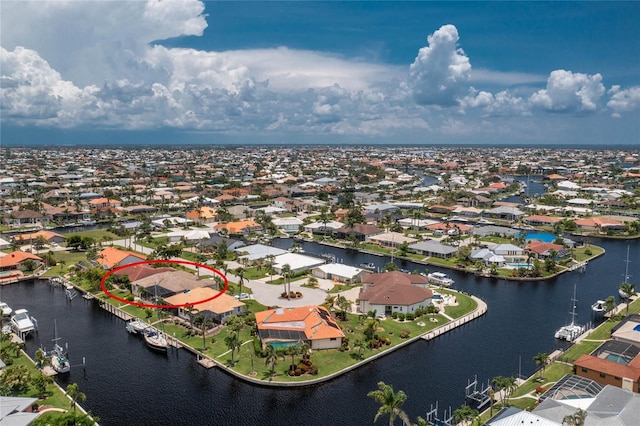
[607,85,640,117]
[408,24,471,106]
[529,70,605,113]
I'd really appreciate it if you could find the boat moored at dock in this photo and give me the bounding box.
[427,272,454,287]
[10,308,37,339]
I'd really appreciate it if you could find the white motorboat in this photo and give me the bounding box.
[126,317,149,335]
[359,262,376,270]
[555,284,586,342]
[144,329,168,352]
[591,300,606,314]
[427,271,454,287]
[0,302,12,317]
[10,309,37,338]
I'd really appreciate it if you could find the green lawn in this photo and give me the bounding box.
[440,291,477,319]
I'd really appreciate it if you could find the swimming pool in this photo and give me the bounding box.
[605,354,630,365]
[522,232,557,243]
[508,263,533,269]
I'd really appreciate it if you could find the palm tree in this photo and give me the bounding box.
[281,264,291,299]
[604,295,616,318]
[367,381,410,426]
[66,383,86,413]
[264,344,279,377]
[533,352,548,379]
[224,332,241,366]
[285,344,301,371]
[453,405,479,425]
[619,282,636,316]
[234,266,246,299]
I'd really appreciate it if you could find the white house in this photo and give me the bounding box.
[312,263,366,283]
[272,217,304,234]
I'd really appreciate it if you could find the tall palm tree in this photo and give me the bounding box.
[66,383,86,413]
[533,352,548,379]
[285,344,301,371]
[367,381,410,426]
[224,332,241,366]
[264,344,279,377]
[234,267,246,299]
[281,264,291,299]
[619,282,636,316]
[604,295,616,317]
[453,405,479,425]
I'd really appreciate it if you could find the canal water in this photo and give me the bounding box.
[1,238,638,425]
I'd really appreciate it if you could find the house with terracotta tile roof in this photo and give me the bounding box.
[573,217,626,232]
[359,271,433,316]
[522,215,563,226]
[214,220,263,236]
[185,206,218,224]
[164,287,245,324]
[255,305,344,350]
[113,264,174,282]
[526,241,569,260]
[0,251,43,272]
[12,230,65,245]
[96,246,146,269]
[88,198,122,208]
[574,339,640,393]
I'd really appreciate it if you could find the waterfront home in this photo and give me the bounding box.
[164,287,245,324]
[214,220,263,236]
[271,216,304,234]
[255,305,344,350]
[526,242,569,261]
[574,217,626,232]
[96,247,146,269]
[522,215,563,227]
[0,396,41,424]
[358,273,433,316]
[113,264,174,282]
[0,251,43,273]
[2,208,46,228]
[234,244,288,263]
[492,244,526,263]
[131,270,208,299]
[573,340,640,393]
[333,223,384,242]
[311,263,366,283]
[408,240,457,259]
[489,381,639,425]
[367,232,418,249]
[303,220,345,235]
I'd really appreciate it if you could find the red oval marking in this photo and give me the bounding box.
[100,259,229,309]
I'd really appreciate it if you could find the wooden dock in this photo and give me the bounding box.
[197,354,216,369]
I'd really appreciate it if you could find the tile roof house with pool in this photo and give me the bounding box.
[255,305,344,350]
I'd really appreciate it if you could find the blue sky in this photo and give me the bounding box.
[1,1,639,146]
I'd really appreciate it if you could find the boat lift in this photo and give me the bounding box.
[465,375,492,410]
[425,402,452,426]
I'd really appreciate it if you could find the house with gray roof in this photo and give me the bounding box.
[408,240,457,259]
[482,206,525,222]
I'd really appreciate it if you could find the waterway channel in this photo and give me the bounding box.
[1,237,638,425]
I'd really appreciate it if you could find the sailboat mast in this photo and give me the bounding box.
[570,284,578,325]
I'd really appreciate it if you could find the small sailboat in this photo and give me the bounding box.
[144,329,168,352]
[555,284,586,342]
[618,246,635,299]
[49,320,70,374]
